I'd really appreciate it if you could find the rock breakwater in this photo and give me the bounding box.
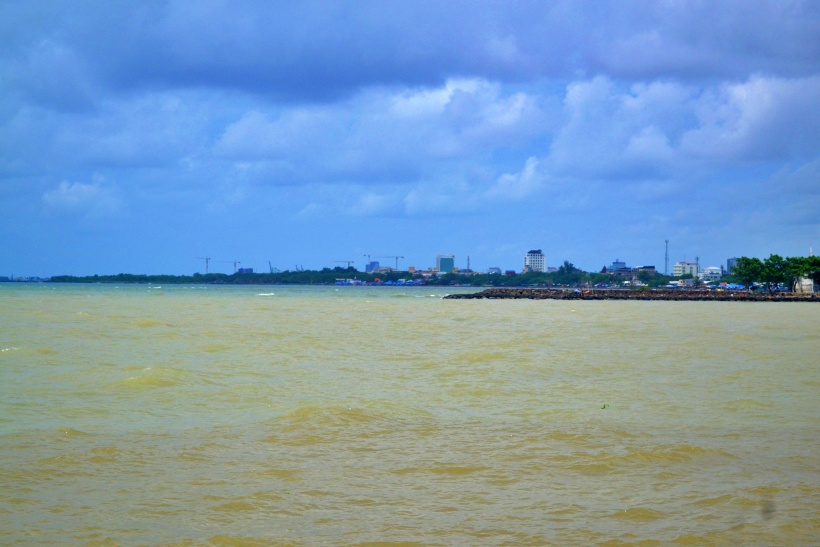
[444,288,819,302]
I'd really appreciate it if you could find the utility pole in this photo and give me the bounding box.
[664,240,669,276]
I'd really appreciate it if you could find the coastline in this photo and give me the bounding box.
[444,288,819,302]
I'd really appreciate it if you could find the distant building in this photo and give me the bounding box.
[524,250,546,272]
[237,268,254,274]
[487,267,502,275]
[673,261,698,277]
[794,277,817,293]
[365,261,380,273]
[700,266,722,281]
[726,257,738,273]
[609,259,627,271]
[605,258,635,277]
[436,254,455,273]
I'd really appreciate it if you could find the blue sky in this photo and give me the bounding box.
[2,0,818,276]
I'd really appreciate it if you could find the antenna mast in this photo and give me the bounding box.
[664,240,669,276]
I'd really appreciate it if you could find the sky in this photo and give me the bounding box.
[2,0,819,277]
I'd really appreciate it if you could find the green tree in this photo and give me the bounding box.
[807,256,820,285]
[760,254,786,292]
[554,261,584,285]
[732,257,763,289]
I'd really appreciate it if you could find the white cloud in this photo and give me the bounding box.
[214,78,548,185]
[680,75,820,161]
[344,191,400,217]
[485,156,542,201]
[547,76,685,179]
[624,126,674,164]
[390,79,482,118]
[42,179,121,218]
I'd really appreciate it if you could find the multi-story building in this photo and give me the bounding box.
[726,257,738,274]
[609,259,627,271]
[700,266,723,281]
[673,261,698,277]
[524,249,546,272]
[436,254,455,273]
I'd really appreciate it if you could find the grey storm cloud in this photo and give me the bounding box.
[4,0,819,106]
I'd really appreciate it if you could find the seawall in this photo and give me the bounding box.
[444,288,819,302]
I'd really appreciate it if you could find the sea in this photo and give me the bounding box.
[1,283,818,546]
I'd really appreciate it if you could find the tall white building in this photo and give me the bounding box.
[673,261,698,277]
[524,250,546,272]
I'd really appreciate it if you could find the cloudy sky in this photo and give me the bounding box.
[2,0,818,276]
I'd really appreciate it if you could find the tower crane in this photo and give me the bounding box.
[213,259,241,274]
[195,257,211,274]
[375,255,404,271]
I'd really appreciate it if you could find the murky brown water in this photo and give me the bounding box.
[1,284,818,545]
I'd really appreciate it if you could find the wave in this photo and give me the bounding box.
[112,366,192,390]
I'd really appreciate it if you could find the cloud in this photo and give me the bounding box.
[345,191,401,217]
[2,1,819,275]
[42,179,122,218]
[5,39,95,112]
[486,156,543,201]
[680,75,820,161]
[2,1,817,116]
[546,77,688,180]
[214,78,548,187]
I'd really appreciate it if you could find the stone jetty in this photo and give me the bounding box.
[444,288,819,302]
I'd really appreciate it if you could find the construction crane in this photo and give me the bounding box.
[375,255,404,271]
[268,261,280,274]
[213,259,241,274]
[335,261,355,268]
[195,257,211,274]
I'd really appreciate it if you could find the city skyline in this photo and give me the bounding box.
[1,2,818,277]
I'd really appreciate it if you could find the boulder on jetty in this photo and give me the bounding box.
[444,288,819,302]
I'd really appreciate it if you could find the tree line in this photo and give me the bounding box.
[47,255,820,291]
[48,262,673,287]
[729,255,820,292]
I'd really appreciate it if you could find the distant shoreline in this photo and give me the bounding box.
[444,288,819,302]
